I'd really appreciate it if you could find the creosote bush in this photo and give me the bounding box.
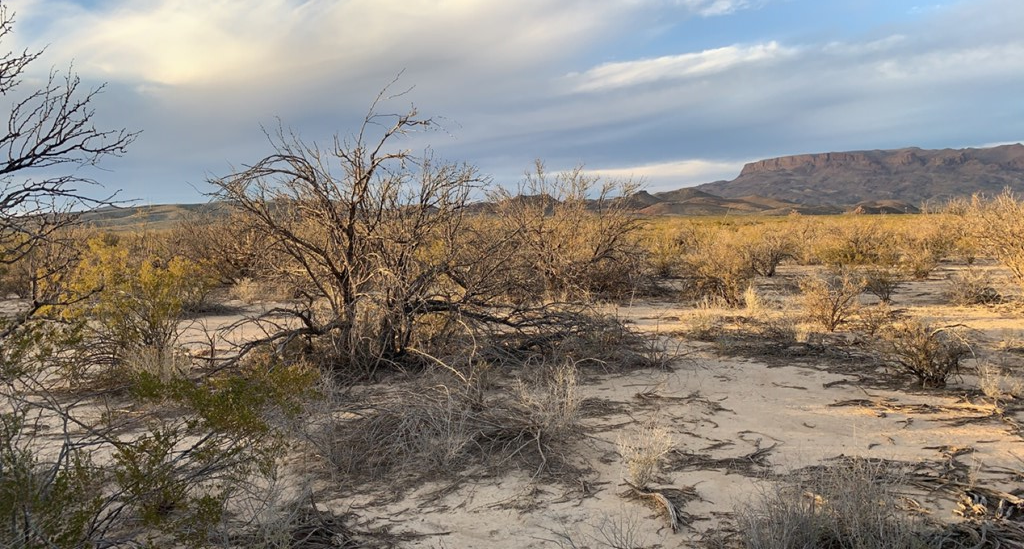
[676,224,758,307]
[799,270,865,332]
[958,191,1024,290]
[55,236,212,373]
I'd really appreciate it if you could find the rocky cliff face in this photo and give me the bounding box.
[700,144,1024,206]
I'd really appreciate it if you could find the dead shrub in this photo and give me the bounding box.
[799,270,865,332]
[878,320,972,388]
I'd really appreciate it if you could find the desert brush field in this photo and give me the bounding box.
[5,175,1024,548]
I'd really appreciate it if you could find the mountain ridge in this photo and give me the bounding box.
[695,144,1024,206]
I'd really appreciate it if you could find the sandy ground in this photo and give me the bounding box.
[300,263,1024,548]
[6,261,1022,547]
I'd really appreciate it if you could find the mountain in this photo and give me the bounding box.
[605,190,837,216]
[693,144,1024,207]
[79,203,220,230]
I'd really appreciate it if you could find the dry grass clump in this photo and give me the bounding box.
[878,320,972,388]
[944,268,1002,306]
[730,460,928,549]
[799,270,865,332]
[975,361,1024,400]
[617,421,673,488]
[323,359,585,483]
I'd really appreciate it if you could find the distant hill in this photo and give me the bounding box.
[693,144,1024,207]
[79,203,220,231]
[82,144,1022,228]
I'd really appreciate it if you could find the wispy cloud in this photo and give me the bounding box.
[672,0,766,17]
[18,0,620,88]
[588,159,748,189]
[566,41,796,92]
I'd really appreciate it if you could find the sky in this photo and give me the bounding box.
[6,0,1024,204]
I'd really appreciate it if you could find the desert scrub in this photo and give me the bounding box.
[677,224,758,306]
[859,265,906,303]
[812,218,898,267]
[944,267,1002,305]
[736,225,796,277]
[617,421,673,488]
[641,223,685,278]
[960,191,1024,289]
[799,270,865,332]
[730,459,928,549]
[324,359,585,482]
[878,320,972,388]
[59,237,212,367]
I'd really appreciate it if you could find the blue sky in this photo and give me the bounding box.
[6,0,1023,203]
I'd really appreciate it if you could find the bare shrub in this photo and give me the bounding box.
[860,265,906,303]
[490,161,645,301]
[878,320,972,388]
[167,208,267,285]
[799,270,865,332]
[211,94,647,377]
[853,302,896,337]
[732,459,928,549]
[617,421,673,488]
[945,268,1002,306]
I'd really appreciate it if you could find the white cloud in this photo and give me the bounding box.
[672,0,764,17]
[566,41,796,92]
[588,159,747,188]
[15,0,618,87]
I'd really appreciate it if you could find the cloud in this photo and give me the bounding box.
[566,42,796,92]
[587,159,748,190]
[3,0,1023,204]
[16,1,626,88]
